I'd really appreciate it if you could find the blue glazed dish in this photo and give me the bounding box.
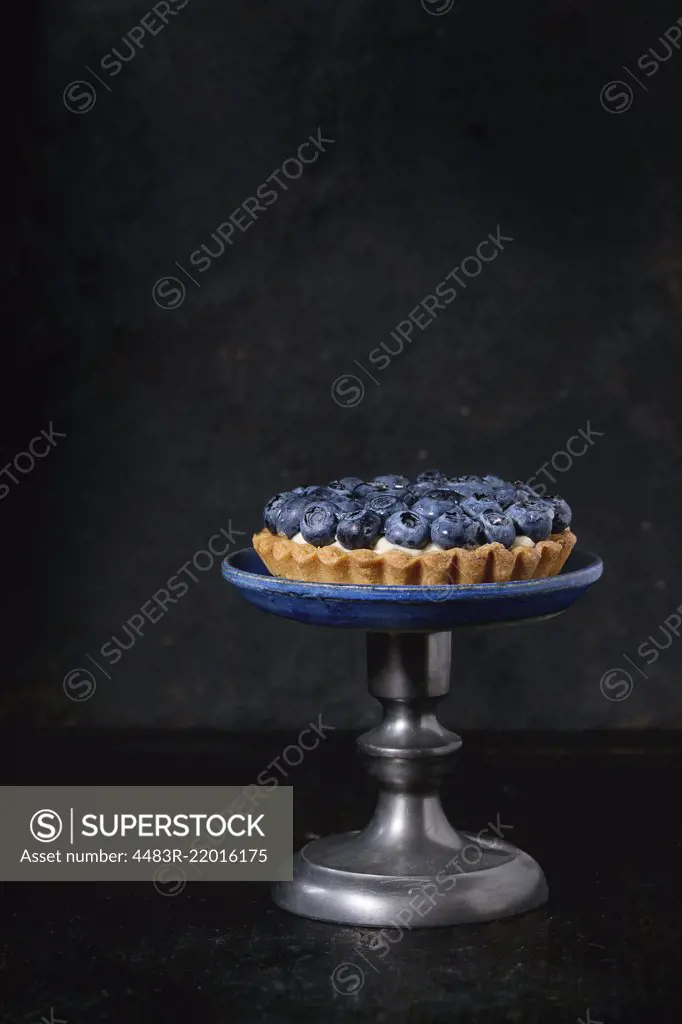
[222,548,603,631]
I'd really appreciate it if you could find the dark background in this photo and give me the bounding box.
[4,0,682,730]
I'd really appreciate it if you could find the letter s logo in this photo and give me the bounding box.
[30,809,63,842]
[63,80,97,114]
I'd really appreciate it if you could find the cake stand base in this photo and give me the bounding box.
[273,833,547,927]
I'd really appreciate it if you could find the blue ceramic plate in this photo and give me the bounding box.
[222,547,603,630]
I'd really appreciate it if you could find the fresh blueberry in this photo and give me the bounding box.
[416,469,446,485]
[478,511,516,548]
[483,477,518,507]
[411,489,459,522]
[445,479,492,499]
[370,474,411,491]
[365,493,409,519]
[514,480,540,501]
[326,487,355,502]
[544,495,572,531]
[450,474,483,484]
[359,486,408,504]
[326,481,357,498]
[431,510,481,549]
[384,510,431,549]
[496,487,520,508]
[447,475,490,491]
[263,492,290,534]
[336,508,383,550]
[410,481,443,498]
[352,482,378,498]
[329,477,364,493]
[332,496,363,515]
[506,499,554,542]
[275,494,309,538]
[444,483,478,499]
[292,485,330,499]
[461,495,503,518]
[300,501,339,546]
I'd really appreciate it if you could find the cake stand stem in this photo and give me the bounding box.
[272,629,548,927]
[355,632,467,870]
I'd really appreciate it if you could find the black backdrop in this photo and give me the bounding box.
[5,0,682,729]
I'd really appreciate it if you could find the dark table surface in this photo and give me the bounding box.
[2,730,681,1024]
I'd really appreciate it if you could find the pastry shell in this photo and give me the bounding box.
[252,528,577,586]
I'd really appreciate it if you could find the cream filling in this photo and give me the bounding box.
[374,537,442,555]
[292,531,537,552]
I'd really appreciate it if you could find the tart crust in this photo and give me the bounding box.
[253,528,577,586]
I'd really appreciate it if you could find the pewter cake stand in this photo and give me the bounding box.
[223,548,602,927]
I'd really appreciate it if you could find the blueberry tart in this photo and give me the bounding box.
[253,473,577,585]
